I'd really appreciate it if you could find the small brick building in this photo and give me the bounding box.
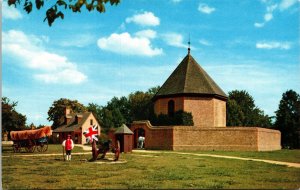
[153,50,227,127]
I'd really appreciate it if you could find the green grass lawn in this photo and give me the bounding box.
[2,145,300,189]
[2,144,88,155]
[177,149,300,163]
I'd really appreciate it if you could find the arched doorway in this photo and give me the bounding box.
[168,100,175,117]
[133,128,145,149]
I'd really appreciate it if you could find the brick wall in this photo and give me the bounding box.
[154,97,184,115]
[130,121,281,151]
[213,99,226,127]
[183,97,214,127]
[154,96,226,127]
[131,121,173,150]
[257,128,281,151]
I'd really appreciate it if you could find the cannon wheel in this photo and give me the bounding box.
[37,140,48,152]
[114,140,120,161]
[25,140,36,153]
[13,142,21,153]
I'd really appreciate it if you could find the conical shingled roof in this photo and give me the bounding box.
[154,53,227,100]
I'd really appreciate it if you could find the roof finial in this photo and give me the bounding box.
[188,34,191,55]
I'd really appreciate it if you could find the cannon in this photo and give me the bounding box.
[91,139,120,161]
[10,126,52,153]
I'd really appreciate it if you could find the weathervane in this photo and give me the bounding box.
[188,34,191,54]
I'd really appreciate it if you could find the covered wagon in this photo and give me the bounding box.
[10,126,52,153]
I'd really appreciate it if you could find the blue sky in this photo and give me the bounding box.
[2,0,299,126]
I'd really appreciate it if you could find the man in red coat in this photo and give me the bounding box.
[62,134,74,161]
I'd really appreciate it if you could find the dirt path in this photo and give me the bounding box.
[133,150,300,168]
[3,145,299,168]
[1,152,91,157]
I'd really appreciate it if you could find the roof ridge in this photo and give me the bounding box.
[183,54,190,93]
[193,58,215,93]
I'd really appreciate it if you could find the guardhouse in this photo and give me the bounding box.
[115,124,133,153]
[153,49,227,127]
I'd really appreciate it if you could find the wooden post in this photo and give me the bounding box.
[62,145,65,161]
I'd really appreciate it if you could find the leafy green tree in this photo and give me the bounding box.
[106,96,130,122]
[6,0,120,26]
[48,98,87,129]
[87,86,160,133]
[129,86,160,122]
[86,103,103,126]
[274,90,300,149]
[2,97,27,132]
[226,90,272,127]
[226,99,244,126]
[87,99,127,132]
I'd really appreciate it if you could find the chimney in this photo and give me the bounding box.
[65,107,71,116]
[76,114,83,124]
[64,107,72,125]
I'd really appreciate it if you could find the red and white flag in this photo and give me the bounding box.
[83,125,99,143]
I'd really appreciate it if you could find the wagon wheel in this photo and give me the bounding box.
[25,140,36,153]
[13,142,21,153]
[37,140,48,152]
[114,140,120,161]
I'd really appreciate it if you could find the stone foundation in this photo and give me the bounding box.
[130,121,281,151]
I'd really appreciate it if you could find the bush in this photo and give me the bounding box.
[151,110,194,126]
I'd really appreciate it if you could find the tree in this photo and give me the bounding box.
[152,110,194,126]
[2,97,27,132]
[6,0,120,26]
[226,99,244,126]
[274,90,300,149]
[129,86,160,122]
[87,98,128,132]
[226,90,272,127]
[86,103,102,126]
[87,86,160,133]
[106,96,130,123]
[48,98,87,129]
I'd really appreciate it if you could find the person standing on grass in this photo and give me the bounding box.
[62,134,74,161]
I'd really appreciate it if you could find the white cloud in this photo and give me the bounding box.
[255,0,298,28]
[199,39,212,46]
[254,22,265,28]
[2,3,23,20]
[162,33,188,48]
[135,29,157,39]
[279,0,298,11]
[256,41,291,50]
[125,11,160,26]
[198,3,216,14]
[97,32,163,56]
[264,13,273,21]
[171,0,182,3]
[267,4,278,12]
[255,4,277,28]
[34,69,87,84]
[2,30,87,84]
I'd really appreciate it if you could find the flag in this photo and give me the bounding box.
[83,125,99,143]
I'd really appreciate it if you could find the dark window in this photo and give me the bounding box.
[90,119,93,125]
[168,100,175,117]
